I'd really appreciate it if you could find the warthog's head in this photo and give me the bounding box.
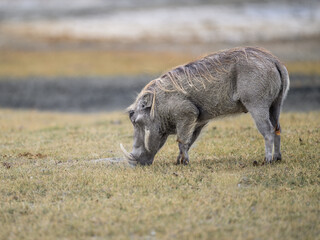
[120,90,168,165]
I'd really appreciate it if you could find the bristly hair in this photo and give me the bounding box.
[129,47,279,116]
[154,46,279,94]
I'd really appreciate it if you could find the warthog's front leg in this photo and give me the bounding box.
[173,101,199,165]
[176,141,190,165]
[176,124,206,165]
[175,106,200,165]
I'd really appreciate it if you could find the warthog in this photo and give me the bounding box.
[120,47,290,166]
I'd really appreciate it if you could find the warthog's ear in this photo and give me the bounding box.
[141,92,153,110]
[126,104,134,113]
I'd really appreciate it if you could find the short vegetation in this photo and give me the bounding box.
[0,109,319,239]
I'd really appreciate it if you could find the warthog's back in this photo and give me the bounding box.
[154,47,286,119]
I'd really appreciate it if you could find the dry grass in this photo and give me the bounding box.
[0,50,319,78]
[286,61,320,76]
[0,50,192,78]
[0,109,319,240]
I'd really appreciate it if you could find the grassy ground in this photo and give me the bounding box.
[0,109,319,240]
[0,50,320,77]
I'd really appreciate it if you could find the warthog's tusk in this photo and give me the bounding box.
[120,143,137,165]
[144,127,151,152]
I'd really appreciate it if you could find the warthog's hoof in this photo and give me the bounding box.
[182,159,189,165]
[176,156,189,165]
[273,153,282,162]
[263,157,274,165]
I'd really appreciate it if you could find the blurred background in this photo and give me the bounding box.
[0,0,319,112]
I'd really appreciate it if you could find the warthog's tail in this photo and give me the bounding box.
[269,60,290,133]
[274,61,290,114]
[275,61,290,104]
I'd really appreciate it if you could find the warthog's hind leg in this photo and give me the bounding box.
[249,107,275,163]
[269,101,282,161]
[273,124,282,161]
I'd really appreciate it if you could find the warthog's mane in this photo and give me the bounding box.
[156,46,277,93]
[130,47,278,117]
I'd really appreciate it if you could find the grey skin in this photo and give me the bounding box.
[121,47,290,165]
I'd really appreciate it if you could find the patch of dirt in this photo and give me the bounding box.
[2,162,12,169]
[18,152,47,159]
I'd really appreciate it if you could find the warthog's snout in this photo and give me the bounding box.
[120,143,137,166]
[120,143,155,166]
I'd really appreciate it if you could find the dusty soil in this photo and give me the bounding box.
[0,74,319,112]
